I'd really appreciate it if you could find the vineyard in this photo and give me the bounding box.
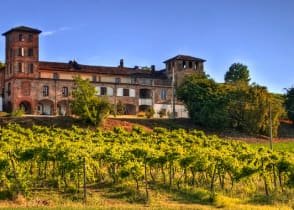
[0,123,294,209]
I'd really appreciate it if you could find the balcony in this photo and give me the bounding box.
[139,98,152,106]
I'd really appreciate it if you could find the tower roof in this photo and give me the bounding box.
[2,26,42,36]
[163,54,206,63]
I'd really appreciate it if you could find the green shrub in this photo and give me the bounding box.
[0,112,8,117]
[158,109,167,118]
[9,109,24,117]
[146,107,155,118]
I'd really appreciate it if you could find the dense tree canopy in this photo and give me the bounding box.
[71,76,111,125]
[176,74,229,129]
[285,87,294,122]
[224,63,250,84]
[177,73,284,136]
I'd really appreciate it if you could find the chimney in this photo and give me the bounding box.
[120,59,124,68]
[151,65,155,72]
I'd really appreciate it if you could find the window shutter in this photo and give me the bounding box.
[95,86,101,95]
[130,89,135,97]
[117,88,123,96]
[107,87,113,96]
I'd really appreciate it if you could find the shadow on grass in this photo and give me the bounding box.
[153,184,213,205]
[92,183,147,204]
[248,194,275,205]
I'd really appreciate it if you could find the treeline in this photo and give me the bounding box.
[177,63,285,136]
[0,124,294,202]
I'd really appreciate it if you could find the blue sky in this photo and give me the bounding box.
[1,0,294,93]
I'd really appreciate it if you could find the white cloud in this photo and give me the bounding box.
[42,31,56,36]
[41,27,71,37]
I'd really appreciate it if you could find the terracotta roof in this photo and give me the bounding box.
[39,61,167,79]
[163,54,206,63]
[2,26,42,36]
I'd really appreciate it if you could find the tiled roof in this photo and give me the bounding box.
[39,61,167,79]
[163,54,206,63]
[2,26,42,36]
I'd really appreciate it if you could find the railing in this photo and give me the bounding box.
[139,98,152,106]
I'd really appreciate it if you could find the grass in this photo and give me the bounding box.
[251,142,294,152]
[0,183,292,210]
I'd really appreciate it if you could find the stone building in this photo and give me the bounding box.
[0,26,205,117]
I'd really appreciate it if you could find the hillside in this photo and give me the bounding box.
[0,115,294,143]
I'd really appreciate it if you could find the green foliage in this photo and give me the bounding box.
[176,74,229,129]
[285,87,294,122]
[146,107,155,118]
[70,76,111,125]
[9,109,24,117]
[224,63,250,84]
[0,124,293,205]
[158,109,167,118]
[116,100,125,115]
[177,74,284,136]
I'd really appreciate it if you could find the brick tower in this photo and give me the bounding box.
[2,26,42,112]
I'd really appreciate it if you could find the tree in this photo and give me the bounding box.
[285,87,294,123]
[0,61,4,68]
[176,74,229,129]
[226,83,283,136]
[177,74,283,136]
[70,76,111,125]
[224,63,250,84]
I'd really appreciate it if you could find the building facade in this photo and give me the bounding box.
[0,26,206,117]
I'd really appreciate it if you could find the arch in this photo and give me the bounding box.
[57,100,70,116]
[19,101,32,114]
[38,99,54,115]
[139,105,151,112]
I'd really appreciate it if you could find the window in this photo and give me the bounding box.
[10,48,13,58]
[131,77,136,84]
[92,75,97,82]
[28,48,33,57]
[18,48,24,56]
[43,85,49,96]
[62,87,68,97]
[161,89,167,100]
[189,61,193,68]
[7,83,11,96]
[101,87,107,95]
[18,33,24,41]
[53,73,59,80]
[28,34,33,42]
[123,88,129,96]
[115,77,120,84]
[183,61,186,69]
[194,63,198,70]
[27,63,34,73]
[18,63,23,73]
